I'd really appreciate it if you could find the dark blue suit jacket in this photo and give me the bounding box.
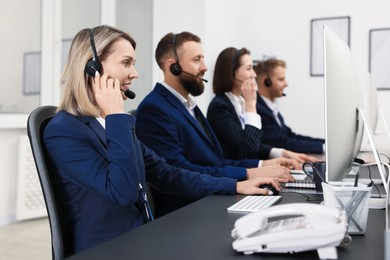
[256,94,325,154]
[136,83,259,215]
[207,94,273,160]
[44,111,235,253]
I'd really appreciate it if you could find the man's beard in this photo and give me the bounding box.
[179,73,205,96]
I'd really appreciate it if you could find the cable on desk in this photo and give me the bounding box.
[380,152,390,165]
[366,165,382,198]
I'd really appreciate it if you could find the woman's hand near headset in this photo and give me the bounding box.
[240,79,258,113]
[92,72,125,118]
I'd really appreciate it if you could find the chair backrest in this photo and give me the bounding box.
[27,106,73,259]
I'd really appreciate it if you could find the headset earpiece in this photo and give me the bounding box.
[264,78,272,87]
[85,59,101,77]
[85,27,102,77]
[170,62,182,76]
[169,33,182,76]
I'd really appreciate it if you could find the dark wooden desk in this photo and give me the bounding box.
[67,192,384,260]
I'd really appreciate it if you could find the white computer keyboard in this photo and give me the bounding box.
[286,170,316,189]
[227,195,282,213]
[285,182,316,189]
[291,174,308,181]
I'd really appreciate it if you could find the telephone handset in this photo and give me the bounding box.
[231,203,348,260]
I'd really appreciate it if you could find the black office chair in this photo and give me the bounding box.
[27,105,73,260]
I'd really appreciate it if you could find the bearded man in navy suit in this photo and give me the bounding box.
[136,32,297,217]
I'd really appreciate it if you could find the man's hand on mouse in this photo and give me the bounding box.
[236,177,281,195]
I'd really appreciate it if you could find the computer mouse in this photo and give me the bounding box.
[259,184,279,195]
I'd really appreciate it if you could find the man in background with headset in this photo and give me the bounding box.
[254,58,325,154]
[136,32,298,217]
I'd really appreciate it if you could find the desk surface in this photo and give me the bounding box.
[68,192,384,260]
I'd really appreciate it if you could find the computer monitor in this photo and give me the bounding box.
[323,26,365,182]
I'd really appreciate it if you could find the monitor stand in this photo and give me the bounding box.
[358,162,387,186]
[358,107,389,209]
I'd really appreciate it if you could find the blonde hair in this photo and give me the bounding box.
[58,25,136,116]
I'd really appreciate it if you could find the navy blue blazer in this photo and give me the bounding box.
[44,111,236,253]
[207,94,273,160]
[256,94,325,154]
[136,83,259,215]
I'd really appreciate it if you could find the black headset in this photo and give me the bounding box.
[169,34,183,76]
[85,27,102,77]
[263,60,272,87]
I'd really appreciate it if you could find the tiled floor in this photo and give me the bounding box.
[0,217,51,260]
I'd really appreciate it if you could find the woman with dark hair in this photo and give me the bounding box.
[207,47,317,163]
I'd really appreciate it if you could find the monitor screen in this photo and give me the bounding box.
[323,26,365,182]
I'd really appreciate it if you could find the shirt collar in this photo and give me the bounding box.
[262,95,279,114]
[225,92,245,117]
[96,116,105,129]
[161,81,197,110]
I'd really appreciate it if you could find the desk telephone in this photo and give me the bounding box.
[231,203,348,259]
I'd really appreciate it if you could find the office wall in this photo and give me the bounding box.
[0,0,40,225]
[0,0,40,114]
[116,0,153,113]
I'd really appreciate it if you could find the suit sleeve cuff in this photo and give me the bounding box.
[269,148,283,158]
[245,112,262,129]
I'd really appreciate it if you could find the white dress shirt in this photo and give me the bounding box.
[161,81,197,116]
[225,92,284,159]
[224,92,262,130]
